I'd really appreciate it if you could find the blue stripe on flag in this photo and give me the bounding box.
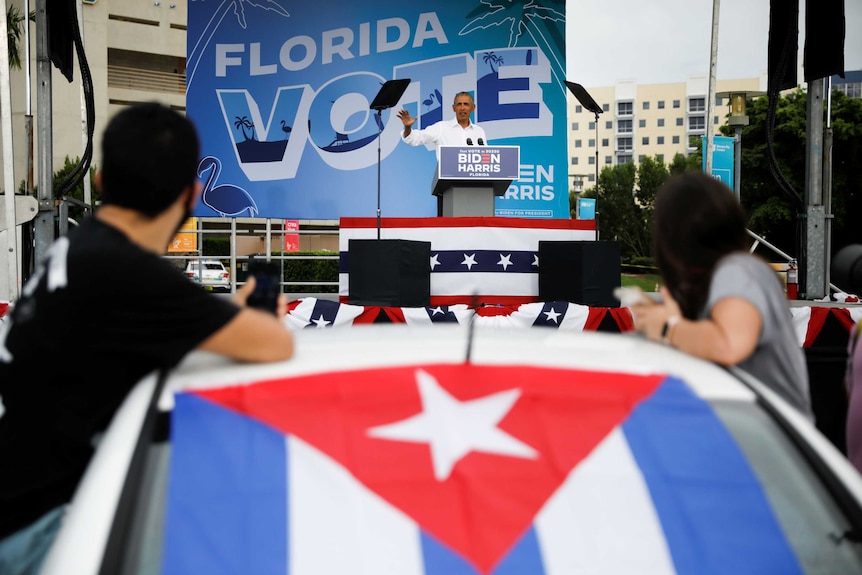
[420,524,546,575]
[623,377,803,575]
[163,394,288,575]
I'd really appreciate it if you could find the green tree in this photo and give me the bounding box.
[53,156,98,223]
[668,151,701,175]
[595,162,647,260]
[7,6,33,70]
[729,89,862,254]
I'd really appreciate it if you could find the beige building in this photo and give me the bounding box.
[565,75,766,193]
[6,1,188,190]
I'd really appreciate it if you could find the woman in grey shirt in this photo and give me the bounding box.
[630,172,813,420]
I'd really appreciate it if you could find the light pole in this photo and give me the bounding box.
[715,90,765,201]
[565,82,603,237]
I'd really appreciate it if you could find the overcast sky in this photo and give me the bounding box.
[566,0,862,87]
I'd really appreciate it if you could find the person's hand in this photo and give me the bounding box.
[233,276,288,317]
[233,276,255,306]
[397,109,416,128]
[630,286,682,344]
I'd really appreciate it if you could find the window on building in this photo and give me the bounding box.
[639,119,646,128]
[714,116,719,124]
[689,116,705,131]
[689,97,706,112]
[575,105,583,113]
[605,120,613,129]
[657,118,665,127]
[588,138,596,147]
[656,154,664,162]
[618,119,632,133]
[676,117,684,126]
[589,174,595,182]
[618,137,633,152]
[589,156,595,165]
[602,103,610,112]
[588,121,595,130]
[716,96,723,106]
[643,101,650,110]
[107,48,187,96]
[672,135,680,144]
[618,101,633,115]
[836,83,861,98]
[617,154,633,164]
[673,99,681,108]
[642,136,649,145]
[605,155,612,164]
[602,138,609,146]
[571,157,579,165]
[638,154,645,162]
[657,136,664,145]
[575,139,582,148]
[571,122,579,130]
[658,100,665,109]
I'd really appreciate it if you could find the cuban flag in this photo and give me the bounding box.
[338,217,596,306]
[162,364,802,575]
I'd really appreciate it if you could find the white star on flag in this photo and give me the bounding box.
[497,254,513,271]
[430,254,440,270]
[543,307,561,323]
[368,369,538,481]
[430,307,445,315]
[312,316,331,328]
[461,253,478,270]
[532,254,540,267]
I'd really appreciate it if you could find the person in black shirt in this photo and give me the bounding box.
[0,103,295,574]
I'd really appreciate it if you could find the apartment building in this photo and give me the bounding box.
[565,75,766,192]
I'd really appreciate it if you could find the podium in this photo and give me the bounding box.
[432,145,519,216]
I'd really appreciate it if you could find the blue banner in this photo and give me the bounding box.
[578,198,595,220]
[187,0,568,220]
[702,135,735,190]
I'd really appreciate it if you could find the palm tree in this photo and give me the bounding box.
[7,5,33,70]
[234,116,255,141]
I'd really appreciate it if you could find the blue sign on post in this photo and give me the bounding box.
[702,135,735,189]
[578,198,596,220]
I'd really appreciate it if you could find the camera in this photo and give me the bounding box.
[831,245,862,296]
[246,258,282,315]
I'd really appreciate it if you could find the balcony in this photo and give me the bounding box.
[108,65,186,95]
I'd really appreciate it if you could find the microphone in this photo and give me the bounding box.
[466,138,473,145]
[477,138,485,146]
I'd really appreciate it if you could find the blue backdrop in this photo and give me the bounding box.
[187,0,569,220]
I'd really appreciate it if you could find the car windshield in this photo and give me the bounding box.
[108,383,862,575]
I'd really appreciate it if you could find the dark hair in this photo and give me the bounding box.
[99,103,200,217]
[652,172,748,318]
[453,91,475,105]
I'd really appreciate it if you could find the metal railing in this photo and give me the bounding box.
[164,218,341,301]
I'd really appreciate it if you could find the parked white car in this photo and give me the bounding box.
[184,259,230,292]
[40,326,862,575]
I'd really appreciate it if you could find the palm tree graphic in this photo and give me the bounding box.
[234,116,257,142]
[187,0,291,89]
[482,51,505,74]
[460,0,566,91]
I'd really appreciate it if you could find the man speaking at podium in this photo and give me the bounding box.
[397,91,488,151]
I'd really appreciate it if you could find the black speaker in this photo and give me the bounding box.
[348,239,431,307]
[538,241,621,307]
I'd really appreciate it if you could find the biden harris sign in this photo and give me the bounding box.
[186,0,568,220]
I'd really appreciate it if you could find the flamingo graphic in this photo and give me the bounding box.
[280,120,292,140]
[197,156,258,217]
